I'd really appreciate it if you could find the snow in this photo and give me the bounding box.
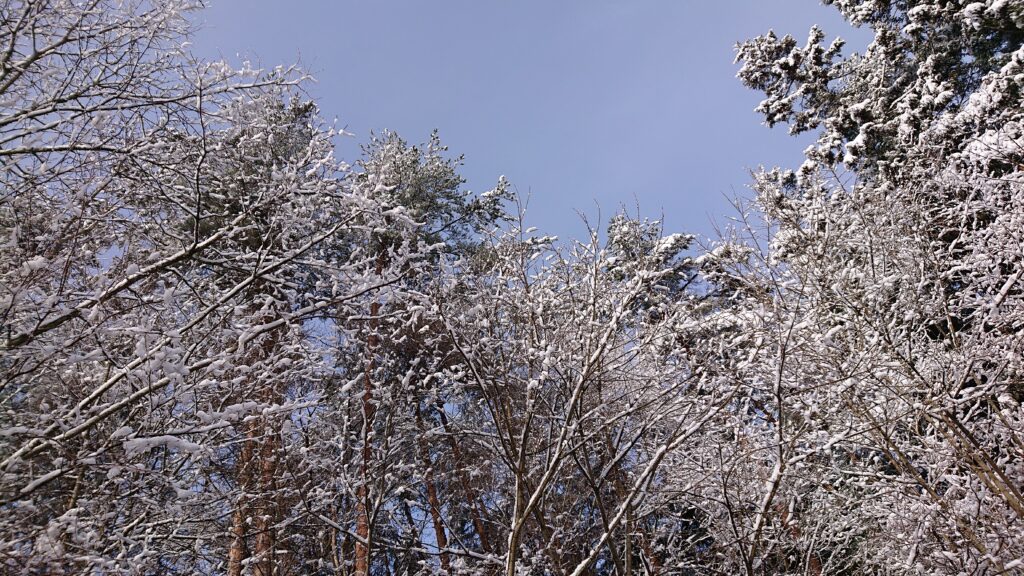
[123,435,202,456]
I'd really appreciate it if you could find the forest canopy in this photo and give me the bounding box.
[1,1,1023,575]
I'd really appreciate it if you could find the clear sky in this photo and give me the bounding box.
[192,1,868,243]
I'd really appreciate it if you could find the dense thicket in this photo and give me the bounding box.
[1,1,1021,575]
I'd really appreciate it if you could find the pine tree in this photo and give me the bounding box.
[729,1,1024,572]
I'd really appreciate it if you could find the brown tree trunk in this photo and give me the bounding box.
[355,296,381,575]
[639,537,662,575]
[434,400,492,552]
[417,405,451,573]
[253,426,279,576]
[228,429,256,576]
[229,307,285,576]
[227,505,250,576]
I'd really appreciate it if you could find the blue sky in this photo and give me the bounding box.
[192,1,868,243]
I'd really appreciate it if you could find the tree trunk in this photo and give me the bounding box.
[417,405,451,573]
[228,428,256,576]
[253,426,279,576]
[434,400,492,552]
[230,307,284,576]
[355,295,381,576]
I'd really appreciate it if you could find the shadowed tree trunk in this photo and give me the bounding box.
[227,432,255,576]
[434,400,492,553]
[417,404,451,573]
[253,423,280,576]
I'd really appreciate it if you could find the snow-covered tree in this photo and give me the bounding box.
[417,208,733,575]
[0,2,424,573]
[10,1,1021,574]
[726,1,1024,572]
